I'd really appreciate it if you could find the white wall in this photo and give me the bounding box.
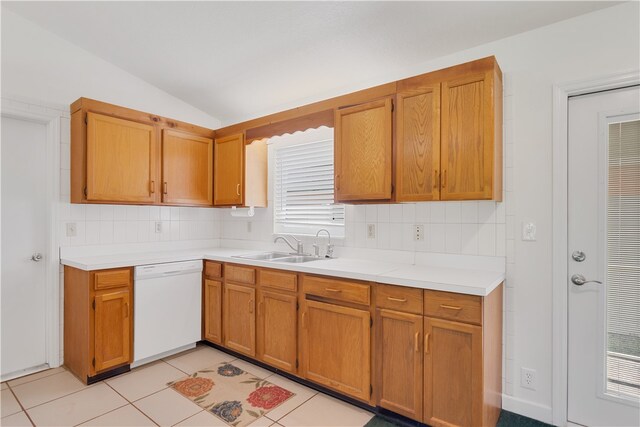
[222,3,640,423]
[1,9,221,129]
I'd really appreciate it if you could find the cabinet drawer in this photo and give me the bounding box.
[94,269,131,291]
[258,269,297,292]
[424,290,482,325]
[204,261,223,279]
[303,275,370,306]
[375,284,423,314]
[226,264,256,285]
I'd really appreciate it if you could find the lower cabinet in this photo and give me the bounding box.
[300,299,371,402]
[256,289,297,373]
[204,279,223,344]
[424,317,482,427]
[223,282,256,356]
[376,309,423,420]
[64,266,133,383]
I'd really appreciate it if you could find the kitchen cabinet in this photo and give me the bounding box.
[214,133,244,206]
[204,279,223,344]
[85,112,157,203]
[257,289,297,373]
[70,98,216,206]
[376,309,424,420]
[334,98,393,202]
[64,266,133,384]
[223,282,256,356]
[440,67,502,201]
[161,129,213,206]
[395,85,441,202]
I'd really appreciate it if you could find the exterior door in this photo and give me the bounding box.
[94,289,131,372]
[162,129,213,205]
[223,283,255,356]
[213,133,244,206]
[568,85,640,426]
[1,116,48,379]
[334,98,393,201]
[86,112,157,203]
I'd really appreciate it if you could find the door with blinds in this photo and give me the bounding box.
[567,85,640,426]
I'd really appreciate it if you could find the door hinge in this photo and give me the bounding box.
[83,187,88,198]
[92,300,95,310]
[390,100,394,112]
[92,357,95,367]
[296,302,299,311]
[296,359,299,369]
[84,115,88,125]
[370,384,373,397]
[370,317,373,328]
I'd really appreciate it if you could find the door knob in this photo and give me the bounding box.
[31,253,43,262]
[571,274,602,286]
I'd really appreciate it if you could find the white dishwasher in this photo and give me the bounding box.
[134,260,202,366]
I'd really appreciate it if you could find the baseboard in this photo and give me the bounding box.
[502,394,554,425]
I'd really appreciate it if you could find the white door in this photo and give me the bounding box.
[1,115,48,379]
[568,86,640,426]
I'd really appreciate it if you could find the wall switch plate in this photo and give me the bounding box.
[521,367,537,390]
[66,222,77,237]
[414,224,424,241]
[522,222,537,241]
[155,221,162,233]
[367,224,376,239]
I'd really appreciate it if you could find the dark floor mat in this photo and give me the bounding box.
[364,411,554,427]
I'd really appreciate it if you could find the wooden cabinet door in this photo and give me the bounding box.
[257,290,297,373]
[214,133,244,206]
[94,289,131,372]
[441,72,497,200]
[162,129,213,205]
[223,283,255,356]
[204,279,223,344]
[335,98,393,201]
[424,317,482,427]
[396,85,441,201]
[376,309,423,421]
[86,112,157,203]
[300,299,370,401]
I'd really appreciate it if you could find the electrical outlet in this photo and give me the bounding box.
[367,224,376,239]
[521,367,537,390]
[414,224,424,241]
[522,222,537,241]
[247,221,252,233]
[155,221,162,233]
[66,222,77,237]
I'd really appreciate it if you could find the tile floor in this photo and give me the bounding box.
[1,345,374,427]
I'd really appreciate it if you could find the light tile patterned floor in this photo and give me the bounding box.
[0,345,375,426]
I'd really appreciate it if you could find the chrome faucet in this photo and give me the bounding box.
[313,229,334,258]
[274,235,305,255]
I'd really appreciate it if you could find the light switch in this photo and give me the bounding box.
[522,222,536,241]
[66,222,77,237]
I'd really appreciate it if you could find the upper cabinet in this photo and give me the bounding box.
[213,133,244,206]
[334,98,393,202]
[71,98,216,206]
[162,129,213,206]
[85,112,157,203]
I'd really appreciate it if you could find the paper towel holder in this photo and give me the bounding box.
[230,206,255,218]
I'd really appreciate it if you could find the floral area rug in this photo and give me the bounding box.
[168,362,295,427]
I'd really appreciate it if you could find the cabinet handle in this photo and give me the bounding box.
[434,170,439,190]
[325,288,342,293]
[302,311,307,329]
[441,170,447,189]
[249,299,254,314]
[150,180,155,194]
[414,331,420,352]
[440,304,462,311]
[124,302,129,318]
[335,174,340,191]
[163,182,168,194]
[236,183,240,196]
[424,333,430,354]
[387,296,407,303]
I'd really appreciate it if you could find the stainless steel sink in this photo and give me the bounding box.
[272,255,324,263]
[233,252,291,261]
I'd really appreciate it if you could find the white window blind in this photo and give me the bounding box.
[606,119,640,398]
[274,137,345,237]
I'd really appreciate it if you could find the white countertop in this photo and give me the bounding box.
[61,247,504,296]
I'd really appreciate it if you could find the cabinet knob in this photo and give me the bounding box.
[441,170,447,189]
[150,180,155,194]
[424,333,430,354]
[163,182,168,194]
[236,183,241,196]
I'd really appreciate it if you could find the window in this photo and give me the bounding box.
[273,128,345,237]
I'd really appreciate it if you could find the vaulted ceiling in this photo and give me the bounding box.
[4,1,617,125]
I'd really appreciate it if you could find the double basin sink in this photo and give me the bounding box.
[234,252,325,264]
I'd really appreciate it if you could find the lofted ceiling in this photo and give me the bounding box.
[3,1,618,126]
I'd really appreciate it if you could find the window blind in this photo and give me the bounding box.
[606,119,640,398]
[274,138,345,237]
